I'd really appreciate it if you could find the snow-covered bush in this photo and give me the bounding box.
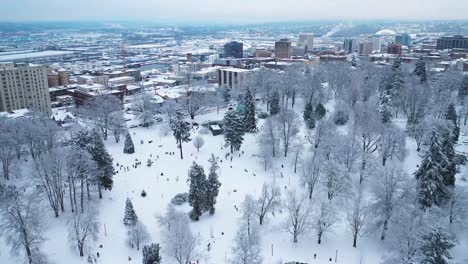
[171,192,189,205]
[333,110,349,126]
[141,190,147,197]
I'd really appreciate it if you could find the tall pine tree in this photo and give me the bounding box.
[206,154,221,215]
[414,131,451,210]
[142,243,161,264]
[414,57,427,83]
[459,75,468,102]
[188,162,207,221]
[420,228,454,264]
[123,133,135,154]
[243,89,257,132]
[444,103,459,142]
[123,198,138,226]
[269,90,280,115]
[223,110,245,153]
[379,77,394,123]
[303,101,313,121]
[315,103,326,120]
[169,111,191,159]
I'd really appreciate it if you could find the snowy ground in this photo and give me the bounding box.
[1,99,468,264]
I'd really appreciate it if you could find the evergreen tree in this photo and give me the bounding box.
[123,133,135,154]
[440,132,456,188]
[221,85,231,103]
[169,111,191,160]
[206,154,221,215]
[75,130,114,198]
[303,101,313,122]
[306,113,316,129]
[420,228,455,264]
[379,79,393,123]
[123,198,138,226]
[414,57,427,83]
[142,243,161,264]
[223,110,245,153]
[269,91,280,115]
[459,75,468,101]
[188,162,207,221]
[414,131,450,209]
[444,103,459,142]
[243,89,257,132]
[315,103,326,120]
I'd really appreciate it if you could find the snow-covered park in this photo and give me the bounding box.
[1,61,468,264]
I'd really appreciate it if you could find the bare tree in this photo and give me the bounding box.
[0,117,16,180]
[369,166,411,241]
[354,99,382,183]
[448,186,468,226]
[257,118,280,158]
[0,192,45,264]
[79,94,122,140]
[311,201,338,245]
[65,148,97,214]
[127,220,150,250]
[347,186,369,248]
[255,183,281,225]
[284,190,311,243]
[378,124,406,166]
[160,203,199,264]
[322,159,350,202]
[67,207,100,257]
[182,90,212,120]
[108,111,127,143]
[276,109,300,157]
[231,195,263,264]
[306,119,335,149]
[300,154,321,199]
[290,142,304,174]
[192,136,205,152]
[33,150,66,217]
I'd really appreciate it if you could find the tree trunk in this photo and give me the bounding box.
[79,243,84,257]
[318,232,322,244]
[69,177,74,213]
[179,141,184,159]
[308,186,313,200]
[353,233,357,248]
[98,185,102,199]
[380,218,389,240]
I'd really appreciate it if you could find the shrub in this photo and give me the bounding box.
[257,112,269,119]
[141,190,147,197]
[171,192,189,205]
[333,110,349,126]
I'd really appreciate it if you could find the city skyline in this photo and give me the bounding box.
[2,0,468,22]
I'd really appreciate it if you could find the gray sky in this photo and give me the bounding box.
[1,0,467,22]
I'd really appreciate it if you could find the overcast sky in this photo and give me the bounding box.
[2,0,467,22]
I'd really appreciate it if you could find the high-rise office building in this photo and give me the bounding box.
[371,36,381,52]
[436,35,468,50]
[298,33,314,53]
[0,63,51,115]
[343,39,359,54]
[395,34,411,46]
[359,42,374,55]
[275,39,292,59]
[387,43,402,56]
[223,41,244,58]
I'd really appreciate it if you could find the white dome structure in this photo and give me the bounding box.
[375,29,397,36]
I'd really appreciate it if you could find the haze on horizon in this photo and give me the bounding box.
[1,0,468,23]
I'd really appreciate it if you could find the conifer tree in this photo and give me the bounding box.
[303,101,313,122]
[206,154,221,215]
[223,110,245,153]
[269,91,280,115]
[142,243,161,264]
[459,75,468,101]
[414,131,450,209]
[306,114,316,129]
[444,103,459,142]
[315,103,326,120]
[74,130,114,198]
[420,228,455,264]
[243,89,257,132]
[440,131,456,188]
[379,80,393,123]
[169,111,191,160]
[414,57,427,83]
[188,162,207,221]
[123,198,138,226]
[123,133,135,154]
